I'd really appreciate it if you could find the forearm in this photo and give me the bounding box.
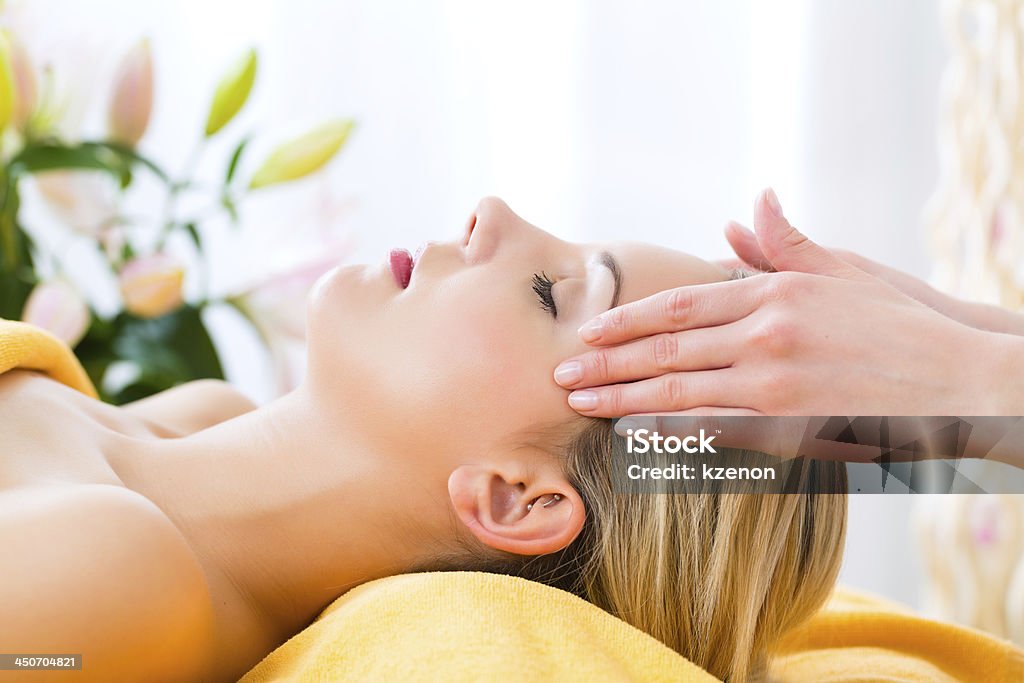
[952,297,1024,336]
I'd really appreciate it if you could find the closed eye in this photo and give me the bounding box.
[531,272,558,319]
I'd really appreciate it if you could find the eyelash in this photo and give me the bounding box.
[531,272,558,318]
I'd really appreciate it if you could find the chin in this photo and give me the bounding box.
[310,262,391,312]
[304,264,376,345]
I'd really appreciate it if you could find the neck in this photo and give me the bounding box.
[111,383,450,641]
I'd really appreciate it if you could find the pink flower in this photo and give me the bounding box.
[118,252,184,319]
[21,279,90,347]
[107,38,152,147]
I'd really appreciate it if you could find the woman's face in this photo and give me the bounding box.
[305,197,728,462]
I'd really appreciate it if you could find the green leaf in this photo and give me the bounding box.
[10,142,122,177]
[95,141,169,184]
[183,222,202,250]
[0,270,33,320]
[74,314,119,389]
[119,240,135,263]
[0,170,35,318]
[225,135,250,184]
[110,373,178,404]
[205,49,257,137]
[221,195,239,225]
[118,166,133,189]
[8,141,169,184]
[114,305,223,379]
[249,119,354,189]
[79,305,225,404]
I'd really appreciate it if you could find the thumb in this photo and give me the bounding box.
[724,220,775,272]
[753,188,871,280]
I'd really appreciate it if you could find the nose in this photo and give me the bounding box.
[463,196,516,263]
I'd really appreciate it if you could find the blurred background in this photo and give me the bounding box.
[2,0,1014,633]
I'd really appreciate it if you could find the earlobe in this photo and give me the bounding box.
[448,464,585,556]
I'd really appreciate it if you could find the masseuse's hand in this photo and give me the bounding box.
[553,189,1024,417]
[722,220,1024,337]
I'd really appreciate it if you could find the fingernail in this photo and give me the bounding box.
[764,188,784,218]
[615,415,657,436]
[568,390,598,411]
[553,361,583,387]
[578,318,604,343]
[614,417,639,436]
[733,222,755,237]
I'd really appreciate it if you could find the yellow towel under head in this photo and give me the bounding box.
[239,571,1024,683]
[240,572,716,683]
[0,319,96,397]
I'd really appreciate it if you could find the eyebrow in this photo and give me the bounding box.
[599,250,622,310]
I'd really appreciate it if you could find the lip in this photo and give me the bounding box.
[389,248,413,289]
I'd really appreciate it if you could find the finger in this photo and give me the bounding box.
[565,369,746,418]
[555,323,741,389]
[578,276,770,346]
[725,221,775,272]
[753,188,873,281]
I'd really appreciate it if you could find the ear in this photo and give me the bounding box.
[448,462,585,556]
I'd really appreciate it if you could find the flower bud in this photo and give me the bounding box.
[0,31,15,132]
[108,38,153,147]
[34,170,119,237]
[21,279,90,347]
[204,48,257,137]
[119,253,185,319]
[5,32,36,131]
[249,119,354,189]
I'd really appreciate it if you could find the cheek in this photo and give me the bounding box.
[413,299,528,408]
[395,293,569,447]
[439,304,575,431]
[305,268,574,452]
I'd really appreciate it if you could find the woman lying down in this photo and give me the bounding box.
[0,197,846,682]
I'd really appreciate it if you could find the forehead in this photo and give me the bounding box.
[596,240,730,306]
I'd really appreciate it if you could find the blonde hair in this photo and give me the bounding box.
[487,420,848,682]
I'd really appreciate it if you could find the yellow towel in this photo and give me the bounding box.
[239,572,716,683]
[239,572,1024,683]
[771,588,1024,682]
[0,318,97,397]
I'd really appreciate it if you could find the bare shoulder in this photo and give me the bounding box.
[122,379,258,436]
[0,484,215,682]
